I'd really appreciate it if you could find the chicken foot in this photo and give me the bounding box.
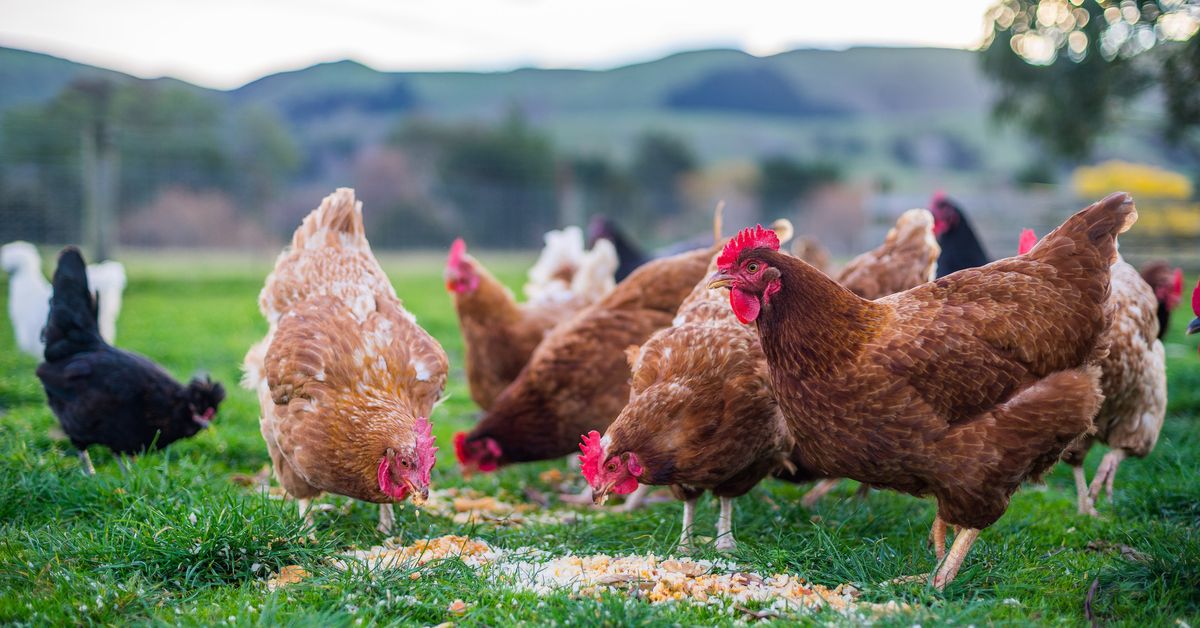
[78,450,95,476]
[378,503,396,535]
[678,497,697,552]
[1072,465,1099,516]
[715,496,736,551]
[931,527,980,590]
[1088,449,1127,505]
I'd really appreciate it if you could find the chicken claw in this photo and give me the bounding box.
[1072,466,1099,516]
[1088,449,1127,505]
[931,527,979,590]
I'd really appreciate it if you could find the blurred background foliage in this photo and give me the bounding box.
[0,1,1197,258]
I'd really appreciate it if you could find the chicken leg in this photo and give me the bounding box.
[930,516,947,563]
[78,450,95,476]
[297,498,316,531]
[1089,449,1127,505]
[678,497,697,552]
[715,496,736,551]
[378,503,396,535]
[801,478,840,508]
[1072,465,1099,516]
[932,527,980,590]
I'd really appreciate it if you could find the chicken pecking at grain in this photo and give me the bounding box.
[37,247,223,475]
[581,234,800,551]
[708,192,1136,589]
[1019,230,1178,515]
[244,188,448,535]
[446,233,616,410]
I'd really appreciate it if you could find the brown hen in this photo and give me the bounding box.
[244,188,448,535]
[581,238,803,552]
[453,244,716,476]
[446,236,615,410]
[709,192,1136,589]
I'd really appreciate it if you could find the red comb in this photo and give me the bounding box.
[579,430,604,485]
[1018,229,1038,255]
[1170,268,1183,304]
[414,417,437,485]
[717,225,780,270]
[931,190,946,206]
[1192,277,1200,318]
[447,238,466,268]
[453,431,469,465]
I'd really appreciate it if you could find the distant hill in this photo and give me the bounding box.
[0,45,992,119]
[0,44,1170,188]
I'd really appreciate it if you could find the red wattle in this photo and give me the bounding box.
[613,476,640,495]
[730,288,761,324]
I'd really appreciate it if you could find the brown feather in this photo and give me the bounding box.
[748,193,1134,529]
[462,245,717,465]
[246,189,448,503]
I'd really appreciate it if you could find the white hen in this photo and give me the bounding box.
[1,241,126,358]
[524,226,618,305]
[1,242,51,358]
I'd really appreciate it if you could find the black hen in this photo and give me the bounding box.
[929,192,990,277]
[586,214,650,281]
[37,247,225,474]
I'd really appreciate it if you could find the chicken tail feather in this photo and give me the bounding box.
[1028,192,1137,270]
[241,338,268,391]
[43,247,103,362]
[290,187,366,250]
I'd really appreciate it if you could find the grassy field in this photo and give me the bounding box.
[0,252,1197,626]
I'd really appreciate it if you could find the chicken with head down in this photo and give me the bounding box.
[244,188,447,535]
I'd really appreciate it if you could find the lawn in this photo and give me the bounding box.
[0,251,1197,626]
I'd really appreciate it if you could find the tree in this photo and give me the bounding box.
[392,111,559,247]
[569,155,642,228]
[981,0,1200,162]
[0,78,298,248]
[631,131,697,217]
[756,155,841,218]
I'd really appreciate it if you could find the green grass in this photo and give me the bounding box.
[1,254,1198,626]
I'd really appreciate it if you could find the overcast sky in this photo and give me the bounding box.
[0,0,997,90]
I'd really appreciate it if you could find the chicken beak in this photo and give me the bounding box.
[1188,317,1200,335]
[707,272,734,290]
[406,480,429,506]
[592,484,613,506]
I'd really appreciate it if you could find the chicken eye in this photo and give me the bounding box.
[400,459,411,469]
[747,262,760,273]
[606,460,618,471]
